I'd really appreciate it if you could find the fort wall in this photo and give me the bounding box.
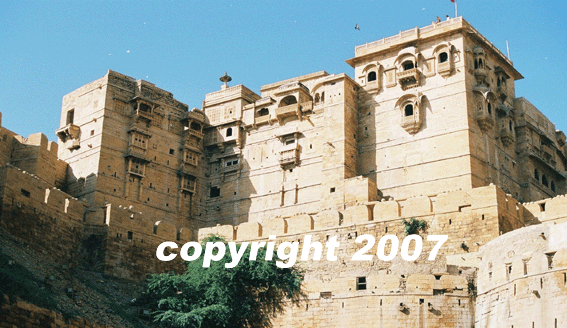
[476,221,567,328]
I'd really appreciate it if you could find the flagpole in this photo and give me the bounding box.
[455,0,458,17]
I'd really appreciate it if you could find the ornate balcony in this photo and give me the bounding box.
[183,128,204,140]
[499,128,515,147]
[276,103,299,118]
[180,176,196,193]
[397,68,420,90]
[279,148,299,166]
[475,110,494,131]
[56,124,80,142]
[255,115,271,126]
[133,108,153,121]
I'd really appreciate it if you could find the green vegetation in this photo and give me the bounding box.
[401,218,427,236]
[137,235,305,328]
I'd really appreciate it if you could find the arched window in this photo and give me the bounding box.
[534,169,540,181]
[487,103,492,115]
[226,127,233,137]
[404,104,414,117]
[258,108,269,116]
[321,92,325,103]
[367,71,377,82]
[402,61,415,71]
[439,52,448,63]
[478,58,484,69]
[542,174,549,187]
[314,93,320,104]
[551,181,556,192]
[474,59,479,69]
[509,120,513,131]
[279,95,297,107]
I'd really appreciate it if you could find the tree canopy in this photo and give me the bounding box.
[137,235,304,328]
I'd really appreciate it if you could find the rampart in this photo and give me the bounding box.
[0,165,190,280]
[272,273,473,328]
[476,221,567,328]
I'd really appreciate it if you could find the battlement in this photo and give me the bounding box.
[198,184,524,243]
[522,194,567,224]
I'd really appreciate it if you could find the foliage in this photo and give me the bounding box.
[401,218,427,236]
[137,235,305,328]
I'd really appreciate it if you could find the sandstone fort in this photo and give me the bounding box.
[1,17,566,327]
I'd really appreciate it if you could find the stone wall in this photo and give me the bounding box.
[0,296,110,328]
[476,221,567,328]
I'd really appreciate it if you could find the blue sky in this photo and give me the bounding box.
[1,1,566,140]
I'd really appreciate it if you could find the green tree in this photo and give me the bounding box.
[138,235,304,328]
[401,218,427,236]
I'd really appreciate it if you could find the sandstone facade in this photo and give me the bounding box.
[0,16,566,327]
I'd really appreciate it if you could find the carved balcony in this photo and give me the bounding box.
[55,123,81,142]
[474,68,489,83]
[276,103,300,119]
[183,128,204,140]
[397,68,420,90]
[133,108,153,121]
[499,128,515,147]
[279,148,299,166]
[180,177,196,193]
[255,115,271,126]
[223,163,239,173]
[475,110,495,131]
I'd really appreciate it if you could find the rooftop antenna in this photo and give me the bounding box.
[220,72,232,90]
[506,40,510,59]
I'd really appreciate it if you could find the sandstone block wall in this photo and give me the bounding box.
[476,221,567,328]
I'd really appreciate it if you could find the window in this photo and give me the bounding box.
[509,120,513,131]
[169,149,175,155]
[285,139,295,145]
[225,159,238,166]
[314,93,320,103]
[542,174,549,187]
[258,108,269,116]
[127,231,133,240]
[226,127,233,137]
[139,103,151,112]
[367,71,377,82]
[330,187,335,193]
[402,61,414,71]
[21,189,30,198]
[439,52,448,63]
[210,186,220,198]
[356,277,367,290]
[190,122,201,131]
[487,103,492,115]
[534,169,540,181]
[66,109,75,125]
[546,252,556,269]
[404,104,414,117]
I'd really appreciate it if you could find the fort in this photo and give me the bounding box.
[0,17,566,327]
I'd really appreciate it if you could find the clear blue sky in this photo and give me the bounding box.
[1,1,566,140]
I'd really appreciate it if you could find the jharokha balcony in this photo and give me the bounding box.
[279,148,299,166]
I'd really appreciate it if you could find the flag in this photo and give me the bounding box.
[450,0,455,2]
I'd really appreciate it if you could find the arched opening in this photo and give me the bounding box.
[139,103,151,113]
[534,169,540,181]
[542,174,549,187]
[478,58,484,69]
[402,61,415,71]
[439,52,448,63]
[258,108,269,116]
[226,127,233,137]
[474,59,479,69]
[314,93,320,104]
[509,120,513,131]
[321,92,325,103]
[190,122,201,131]
[279,95,297,107]
[404,104,414,117]
[487,103,492,115]
[367,71,377,82]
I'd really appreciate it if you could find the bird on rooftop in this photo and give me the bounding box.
[355,24,360,30]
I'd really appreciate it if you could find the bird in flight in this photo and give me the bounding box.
[355,24,360,30]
